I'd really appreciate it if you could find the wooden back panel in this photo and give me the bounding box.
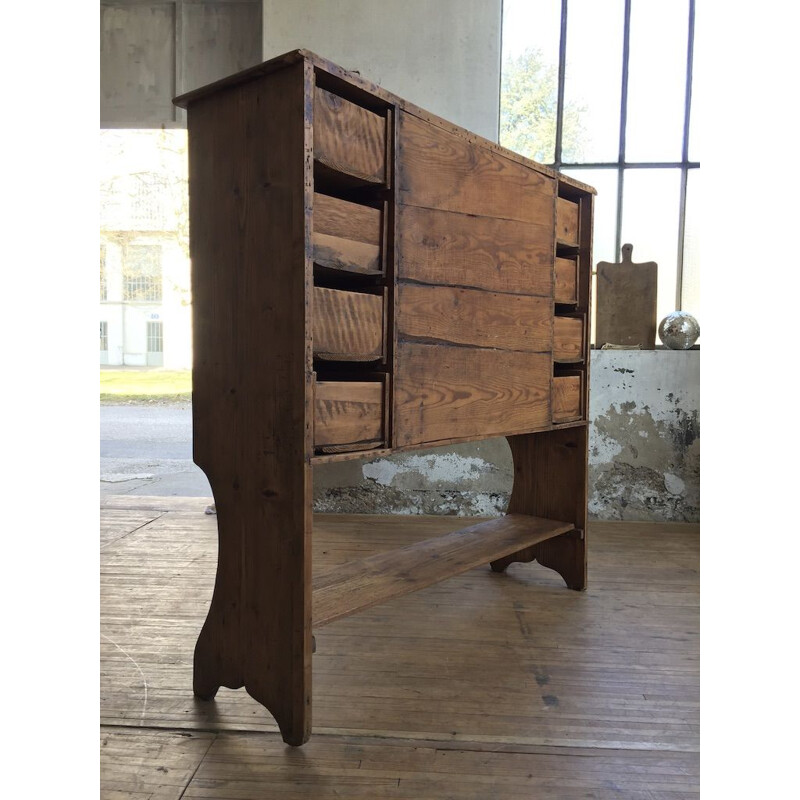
[394,110,556,448]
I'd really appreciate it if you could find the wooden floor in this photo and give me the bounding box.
[100,496,699,798]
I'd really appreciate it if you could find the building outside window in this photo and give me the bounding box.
[124,244,163,302]
[100,244,108,302]
[100,321,108,351]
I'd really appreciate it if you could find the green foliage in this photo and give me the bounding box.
[500,48,586,164]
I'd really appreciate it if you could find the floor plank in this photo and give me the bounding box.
[100,500,699,797]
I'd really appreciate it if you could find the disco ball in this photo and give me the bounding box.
[658,312,700,350]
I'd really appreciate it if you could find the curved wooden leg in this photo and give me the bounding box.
[193,496,245,700]
[192,473,313,746]
[491,427,588,590]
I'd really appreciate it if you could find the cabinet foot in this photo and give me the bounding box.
[496,429,588,590]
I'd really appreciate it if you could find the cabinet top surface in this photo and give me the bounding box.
[173,48,595,196]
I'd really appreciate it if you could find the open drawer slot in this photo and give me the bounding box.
[552,372,584,423]
[313,377,387,454]
[556,197,580,246]
[314,86,387,186]
[553,315,585,363]
[555,256,578,305]
[313,286,386,362]
[313,192,384,278]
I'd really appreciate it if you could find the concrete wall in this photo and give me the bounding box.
[262,0,502,141]
[314,351,700,523]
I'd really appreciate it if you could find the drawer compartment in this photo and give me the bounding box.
[555,256,578,304]
[313,193,383,276]
[313,286,385,362]
[314,86,387,185]
[553,316,585,363]
[552,374,583,423]
[314,380,385,453]
[556,197,580,246]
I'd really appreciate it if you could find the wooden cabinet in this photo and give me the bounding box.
[174,49,595,746]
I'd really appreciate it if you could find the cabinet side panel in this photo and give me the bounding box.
[187,60,312,743]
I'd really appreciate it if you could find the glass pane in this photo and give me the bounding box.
[620,169,682,331]
[625,1,689,162]
[681,169,700,323]
[563,168,619,346]
[563,0,624,163]
[500,0,562,163]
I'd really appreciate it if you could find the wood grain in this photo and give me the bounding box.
[313,286,384,361]
[314,380,384,451]
[555,256,578,304]
[491,428,589,589]
[394,342,550,447]
[313,514,575,626]
[313,232,382,275]
[397,204,553,297]
[398,111,555,224]
[186,60,312,746]
[101,501,698,783]
[314,85,386,184]
[552,375,583,423]
[314,192,382,244]
[398,283,551,352]
[556,197,580,245]
[596,244,658,349]
[553,316,585,363]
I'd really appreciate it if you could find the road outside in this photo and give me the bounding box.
[100,402,211,497]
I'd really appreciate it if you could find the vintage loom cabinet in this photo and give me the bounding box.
[174,50,595,746]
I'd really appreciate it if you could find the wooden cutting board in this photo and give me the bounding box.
[595,243,657,349]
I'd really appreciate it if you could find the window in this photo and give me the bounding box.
[501,0,699,331]
[147,320,163,353]
[100,244,107,301]
[100,321,108,351]
[124,244,162,302]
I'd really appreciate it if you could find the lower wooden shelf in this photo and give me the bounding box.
[312,513,575,627]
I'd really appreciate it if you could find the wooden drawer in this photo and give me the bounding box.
[556,197,580,246]
[313,286,385,362]
[555,256,578,304]
[313,193,384,277]
[314,379,386,453]
[553,316,585,363]
[552,374,583,423]
[314,86,387,185]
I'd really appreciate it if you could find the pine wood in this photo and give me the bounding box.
[394,343,551,447]
[397,283,552,352]
[100,500,699,797]
[314,380,385,452]
[555,256,578,304]
[491,428,589,588]
[185,59,313,746]
[556,197,580,245]
[314,192,382,244]
[175,50,595,746]
[314,85,386,185]
[398,112,554,224]
[313,514,575,626]
[397,204,553,297]
[552,375,583,423]
[553,315,585,363]
[313,286,385,361]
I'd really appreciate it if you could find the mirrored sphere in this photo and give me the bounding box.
[658,312,700,350]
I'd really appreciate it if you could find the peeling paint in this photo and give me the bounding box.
[312,351,699,523]
[362,453,495,488]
